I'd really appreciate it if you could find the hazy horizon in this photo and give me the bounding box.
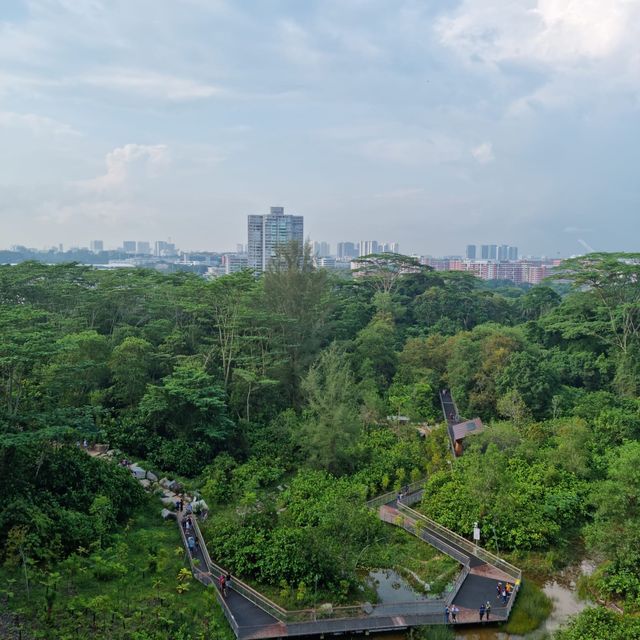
[1,1,639,256]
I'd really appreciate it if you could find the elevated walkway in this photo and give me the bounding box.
[178,482,521,638]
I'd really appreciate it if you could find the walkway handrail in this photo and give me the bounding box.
[398,504,521,580]
[365,479,425,509]
[378,508,469,566]
[188,516,290,622]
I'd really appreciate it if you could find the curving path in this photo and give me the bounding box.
[179,486,522,639]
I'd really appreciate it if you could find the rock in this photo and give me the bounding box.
[362,602,373,615]
[318,603,333,615]
[168,480,182,492]
[130,465,146,480]
[146,471,158,482]
[192,499,209,513]
[164,491,176,499]
[159,478,171,489]
[161,497,176,508]
[95,444,109,454]
[106,449,117,457]
[160,509,176,520]
[140,479,151,490]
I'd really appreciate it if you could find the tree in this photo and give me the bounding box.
[586,441,640,602]
[109,337,155,406]
[139,360,233,444]
[553,252,640,394]
[301,344,362,475]
[262,241,332,405]
[352,253,428,296]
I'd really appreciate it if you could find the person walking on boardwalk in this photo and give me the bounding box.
[218,574,227,597]
[479,603,485,622]
[187,535,196,554]
[485,601,491,620]
[496,581,502,599]
[451,605,458,623]
[444,605,450,623]
[501,587,507,604]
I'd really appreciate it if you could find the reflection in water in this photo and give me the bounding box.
[356,576,588,640]
[368,569,426,604]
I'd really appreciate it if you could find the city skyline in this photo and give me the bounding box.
[1,2,639,255]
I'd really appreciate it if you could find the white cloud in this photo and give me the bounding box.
[80,143,169,191]
[471,142,494,164]
[81,69,227,101]
[436,0,639,68]
[0,111,80,136]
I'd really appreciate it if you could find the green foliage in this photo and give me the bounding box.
[554,607,640,640]
[503,580,552,634]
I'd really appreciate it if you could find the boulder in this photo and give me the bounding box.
[159,478,172,489]
[168,480,182,493]
[160,509,176,520]
[192,499,209,513]
[130,465,146,480]
[140,479,151,490]
[146,471,158,482]
[95,444,109,454]
[161,497,176,508]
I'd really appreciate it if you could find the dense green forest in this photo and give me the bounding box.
[1,251,640,639]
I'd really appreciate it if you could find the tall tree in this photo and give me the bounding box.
[301,344,361,475]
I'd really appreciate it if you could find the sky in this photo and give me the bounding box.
[0,0,639,256]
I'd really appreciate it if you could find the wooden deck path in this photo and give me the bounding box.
[177,484,522,639]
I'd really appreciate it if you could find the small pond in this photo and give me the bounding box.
[367,569,427,604]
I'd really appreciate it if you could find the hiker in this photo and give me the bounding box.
[187,535,196,554]
[83,439,88,449]
[485,601,491,620]
[218,574,227,597]
[496,581,503,599]
[501,588,507,604]
[225,572,232,592]
[479,603,485,621]
[506,582,513,596]
[175,499,180,511]
[178,499,184,512]
[186,502,193,515]
[451,605,458,623]
[444,605,450,623]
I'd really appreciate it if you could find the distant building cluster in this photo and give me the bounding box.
[3,208,563,286]
[421,250,560,285]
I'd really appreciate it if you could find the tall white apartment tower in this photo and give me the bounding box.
[247,206,304,272]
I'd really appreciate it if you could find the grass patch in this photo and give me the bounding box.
[503,579,553,635]
[0,497,234,640]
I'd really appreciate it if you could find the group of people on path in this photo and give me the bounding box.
[479,601,492,621]
[496,581,514,604]
[444,604,460,623]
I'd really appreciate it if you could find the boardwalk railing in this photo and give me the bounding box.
[397,504,522,581]
[365,479,425,509]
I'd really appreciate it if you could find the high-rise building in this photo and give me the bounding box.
[137,241,151,255]
[508,246,519,260]
[488,244,497,260]
[359,240,378,257]
[466,244,476,260]
[223,253,248,274]
[247,206,304,272]
[123,241,136,254]
[480,244,489,259]
[313,241,331,257]
[337,242,357,259]
[90,240,103,253]
[379,242,399,254]
[498,244,509,261]
[154,241,176,257]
